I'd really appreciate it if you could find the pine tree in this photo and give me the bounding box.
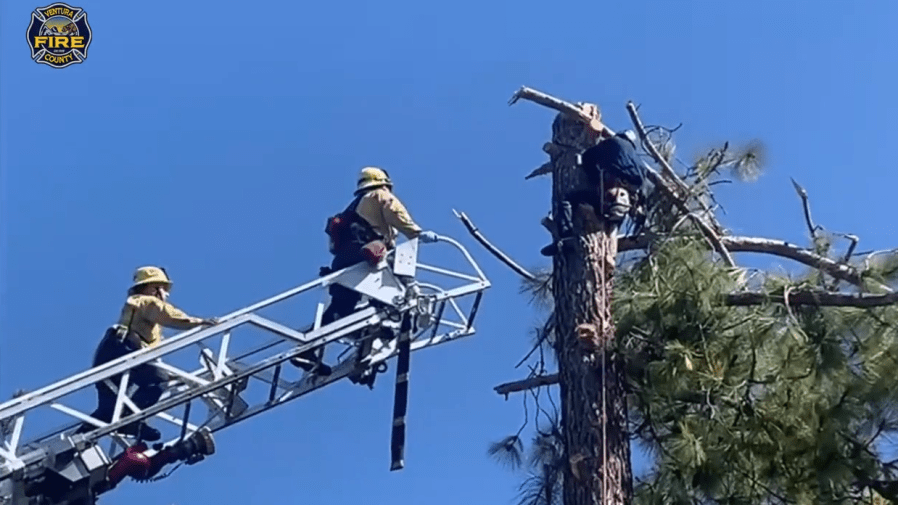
[462,87,898,505]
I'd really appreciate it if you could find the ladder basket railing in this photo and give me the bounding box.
[0,233,490,482]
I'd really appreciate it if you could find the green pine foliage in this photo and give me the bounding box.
[616,235,898,504]
[489,133,898,504]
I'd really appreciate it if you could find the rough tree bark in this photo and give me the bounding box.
[548,108,632,505]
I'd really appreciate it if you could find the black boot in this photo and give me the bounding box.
[118,421,162,442]
[290,349,332,376]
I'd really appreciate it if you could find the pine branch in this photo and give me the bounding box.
[726,290,898,307]
[495,373,560,397]
[454,209,536,281]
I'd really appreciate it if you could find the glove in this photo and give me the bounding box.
[319,266,333,276]
[419,231,439,243]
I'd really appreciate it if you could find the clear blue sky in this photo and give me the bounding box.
[2,0,898,503]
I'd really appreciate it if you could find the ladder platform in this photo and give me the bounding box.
[0,235,490,505]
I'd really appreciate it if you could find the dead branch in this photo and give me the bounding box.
[524,161,554,180]
[625,101,689,193]
[790,178,820,240]
[515,316,554,369]
[454,209,536,281]
[495,373,559,396]
[726,290,898,307]
[722,236,887,292]
[626,102,726,238]
[508,86,611,136]
[686,214,735,267]
[617,233,890,292]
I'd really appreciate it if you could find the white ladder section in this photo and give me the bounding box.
[0,235,490,505]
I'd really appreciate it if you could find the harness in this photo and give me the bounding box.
[325,192,387,264]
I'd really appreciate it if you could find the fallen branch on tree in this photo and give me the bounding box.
[617,234,890,292]
[726,290,898,307]
[453,209,536,281]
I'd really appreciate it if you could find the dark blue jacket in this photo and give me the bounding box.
[580,133,646,189]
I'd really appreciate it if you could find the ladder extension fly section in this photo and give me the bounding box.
[0,235,490,505]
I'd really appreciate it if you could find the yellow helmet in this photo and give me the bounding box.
[129,266,172,293]
[356,166,392,192]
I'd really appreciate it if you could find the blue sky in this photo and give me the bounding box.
[2,0,898,503]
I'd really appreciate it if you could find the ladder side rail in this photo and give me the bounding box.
[0,234,483,421]
[0,231,489,476]
[1,308,385,477]
[0,314,251,422]
[205,349,363,433]
[141,276,490,446]
[0,306,380,468]
[201,294,484,435]
[75,309,383,444]
[0,260,380,421]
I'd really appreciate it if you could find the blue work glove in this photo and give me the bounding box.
[419,231,439,243]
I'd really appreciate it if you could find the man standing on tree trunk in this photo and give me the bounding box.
[541,129,647,257]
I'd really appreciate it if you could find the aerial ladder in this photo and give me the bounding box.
[0,234,490,505]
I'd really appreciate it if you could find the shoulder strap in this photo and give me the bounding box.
[343,192,366,215]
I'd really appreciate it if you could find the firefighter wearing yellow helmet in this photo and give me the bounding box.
[350,167,437,248]
[76,266,218,441]
[290,167,438,377]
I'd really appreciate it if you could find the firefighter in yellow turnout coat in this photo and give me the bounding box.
[76,267,217,441]
[290,167,438,375]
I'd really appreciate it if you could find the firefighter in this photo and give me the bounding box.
[290,167,438,375]
[75,266,217,441]
[541,130,647,257]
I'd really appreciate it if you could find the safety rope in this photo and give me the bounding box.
[599,170,609,505]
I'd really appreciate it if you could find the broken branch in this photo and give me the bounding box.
[524,161,553,180]
[726,290,898,307]
[686,214,736,267]
[508,86,611,136]
[790,177,820,240]
[626,101,725,236]
[625,101,688,192]
[454,209,536,281]
[495,373,559,396]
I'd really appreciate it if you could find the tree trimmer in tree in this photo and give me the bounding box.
[541,130,648,257]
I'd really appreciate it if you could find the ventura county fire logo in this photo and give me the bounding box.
[26,3,92,69]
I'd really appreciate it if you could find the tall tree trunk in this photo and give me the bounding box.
[549,110,633,505]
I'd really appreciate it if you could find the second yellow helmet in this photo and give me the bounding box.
[356,166,392,192]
